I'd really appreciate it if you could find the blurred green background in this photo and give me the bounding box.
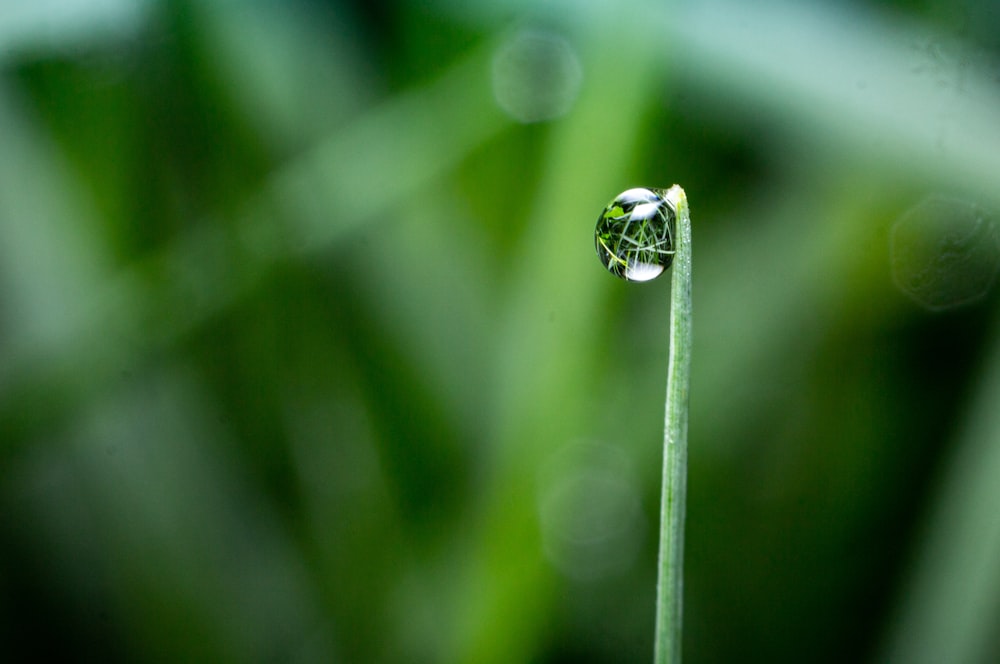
[4,0,1000,662]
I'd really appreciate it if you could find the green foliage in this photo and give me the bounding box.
[2,1,1000,662]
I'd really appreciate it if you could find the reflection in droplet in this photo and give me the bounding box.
[595,188,676,282]
[890,195,1000,311]
[491,28,582,123]
[537,442,644,582]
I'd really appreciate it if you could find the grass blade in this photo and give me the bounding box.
[654,185,692,664]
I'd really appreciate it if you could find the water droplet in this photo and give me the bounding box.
[890,195,1000,311]
[595,188,676,282]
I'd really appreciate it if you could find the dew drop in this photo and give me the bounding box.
[595,188,676,282]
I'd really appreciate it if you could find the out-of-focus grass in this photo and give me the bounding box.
[3,0,1000,662]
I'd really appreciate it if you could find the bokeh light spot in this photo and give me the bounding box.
[890,195,1000,311]
[491,28,582,123]
[537,442,644,582]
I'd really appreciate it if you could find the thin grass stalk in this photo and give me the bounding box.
[653,184,691,664]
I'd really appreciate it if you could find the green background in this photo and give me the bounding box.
[3,0,1000,662]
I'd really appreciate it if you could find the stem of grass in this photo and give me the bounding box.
[653,184,691,664]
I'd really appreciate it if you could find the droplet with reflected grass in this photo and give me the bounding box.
[595,187,676,282]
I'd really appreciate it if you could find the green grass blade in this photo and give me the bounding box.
[654,185,692,664]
